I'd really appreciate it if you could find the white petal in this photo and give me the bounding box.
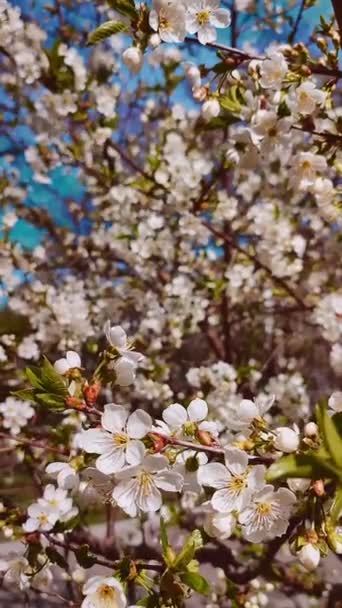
[80,428,113,454]
[109,325,127,349]
[144,454,169,473]
[210,8,231,28]
[66,351,81,368]
[238,399,258,421]
[46,462,65,475]
[247,465,266,490]
[197,463,230,489]
[127,410,152,439]
[23,518,39,533]
[96,448,126,474]
[53,358,69,375]
[197,24,217,45]
[162,403,187,428]
[212,488,241,513]
[187,398,208,422]
[224,448,248,475]
[155,471,184,492]
[113,479,138,516]
[126,440,145,465]
[137,480,161,513]
[102,403,128,434]
[115,357,136,386]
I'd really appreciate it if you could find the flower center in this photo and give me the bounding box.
[98,585,117,605]
[301,160,312,172]
[113,432,128,447]
[197,10,210,26]
[39,513,49,525]
[159,14,171,31]
[138,471,153,496]
[256,502,272,517]
[228,475,247,492]
[183,421,196,436]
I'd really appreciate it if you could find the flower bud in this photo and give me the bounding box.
[298,543,320,571]
[149,33,161,48]
[83,382,101,407]
[148,432,169,453]
[274,427,299,453]
[65,396,86,410]
[304,422,318,437]
[122,47,144,74]
[201,99,220,120]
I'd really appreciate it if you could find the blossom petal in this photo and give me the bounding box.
[127,410,152,439]
[211,488,242,513]
[210,8,231,28]
[96,447,126,474]
[66,351,81,368]
[224,448,248,475]
[126,440,145,465]
[102,403,128,434]
[53,358,69,375]
[197,463,230,489]
[79,428,113,454]
[113,479,138,517]
[162,403,187,428]
[136,481,161,513]
[187,398,208,422]
[155,471,184,492]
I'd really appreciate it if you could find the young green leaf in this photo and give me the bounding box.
[41,357,68,396]
[87,21,129,46]
[107,0,137,18]
[318,402,342,468]
[181,572,210,596]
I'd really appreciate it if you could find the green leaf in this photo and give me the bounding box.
[41,357,68,396]
[181,572,210,596]
[174,530,204,568]
[319,403,342,468]
[87,20,129,46]
[266,451,341,482]
[107,0,137,18]
[74,544,97,568]
[331,485,342,524]
[160,517,169,554]
[25,367,44,390]
[35,393,65,410]
[12,388,35,401]
[46,546,68,569]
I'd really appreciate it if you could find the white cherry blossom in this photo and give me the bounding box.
[155,397,217,438]
[81,575,127,608]
[259,52,288,89]
[238,485,296,542]
[287,81,326,115]
[112,454,183,517]
[46,461,79,490]
[23,503,58,533]
[0,397,34,435]
[149,0,186,43]
[81,404,152,474]
[185,0,231,45]
[104,321,144,386]
[54,350,81,375]
[198,448,266,513]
